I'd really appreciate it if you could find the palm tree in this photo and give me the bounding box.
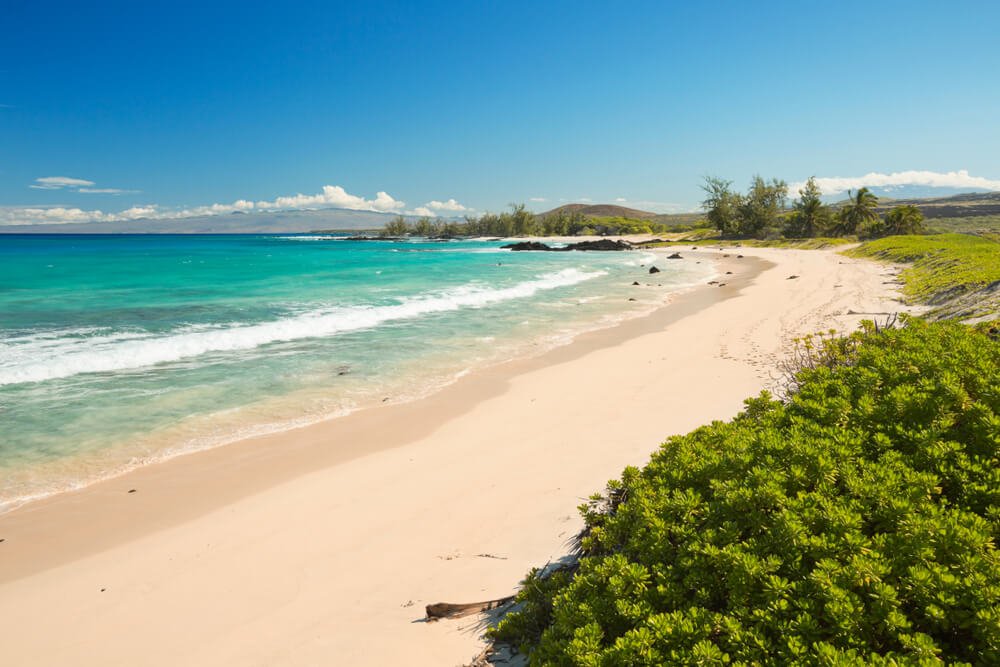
[835,187,880,236]
[882,204,925,236]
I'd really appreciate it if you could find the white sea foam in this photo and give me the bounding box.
[275,235,343,241]
[0,268,604,386]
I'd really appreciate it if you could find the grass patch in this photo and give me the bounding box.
[737,237,855,250]
[844,233,1000,304]
[926,215,1000,236]
[639,236,852,249]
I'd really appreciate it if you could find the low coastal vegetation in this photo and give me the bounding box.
[378,206,700,239]
[493,319,1000,665]
[846,234,1000,321]
[701,176,928,241]
[374,182,1000,245]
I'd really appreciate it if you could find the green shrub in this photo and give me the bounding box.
[494,320,1000,665]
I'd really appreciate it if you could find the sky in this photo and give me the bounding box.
[3,0,1000,225]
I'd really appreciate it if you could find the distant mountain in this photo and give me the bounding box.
[827,190,1000,220]
[824,185,999,205]
[873,190,1000,219]
[0,207,405,234]
[540,203,659,219]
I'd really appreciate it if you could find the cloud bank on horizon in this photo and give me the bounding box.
[4,169,999,226]
[1,183,473,226]
[788,170,1000,197]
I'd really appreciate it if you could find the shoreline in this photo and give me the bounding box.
[0,246,910,666]
[0,249,743,581]
[0,246,715,518]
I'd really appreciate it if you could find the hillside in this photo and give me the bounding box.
[540,203,660,219]
[870,190,1000,219]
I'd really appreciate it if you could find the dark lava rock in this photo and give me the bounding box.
[564,239,633,251]
[667,252,683,259]
[501,241,553,251]
[787,275,799,280]
[649,266,661,274]
[503,239,634,252]
[632,281,640,286]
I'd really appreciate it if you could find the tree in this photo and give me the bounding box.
[380,214,410,237]
[882,204,925,236]
[835,187,879,236]
[412,217,434,237]
[784,176,831,237]
[507,203,536,236]
[701,176,741,235]
[736,175,787,238]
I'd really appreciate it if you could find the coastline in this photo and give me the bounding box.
[0,237,710,515]
[0,246,909,666]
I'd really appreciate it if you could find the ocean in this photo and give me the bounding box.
[0,234,713,511]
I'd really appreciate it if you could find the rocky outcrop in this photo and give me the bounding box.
[501,241,553,251]
[565,239,633,251]
[502,239,635,252]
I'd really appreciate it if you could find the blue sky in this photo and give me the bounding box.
[3,0,1000,224]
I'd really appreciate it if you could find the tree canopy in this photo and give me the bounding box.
[784,176,832,238]
[835,187,881,236]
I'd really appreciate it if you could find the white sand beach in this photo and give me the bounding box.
[0,246,910,666]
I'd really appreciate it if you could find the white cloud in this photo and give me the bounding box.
[529,197,547,202]
[1,184,410,226]
[424,198,468,212]
[253,185,404,213]
[1,207,111,224]
[789,169,1000,196]
[30,176,135,194]
[30,176,96,190]
[405,197,472,218]
[614,197,627,202]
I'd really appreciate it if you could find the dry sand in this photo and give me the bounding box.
[0,246,910,666]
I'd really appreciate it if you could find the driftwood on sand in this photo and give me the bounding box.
[425,596,516,621]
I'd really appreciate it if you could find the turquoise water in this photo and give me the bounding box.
[0,234,713,509]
